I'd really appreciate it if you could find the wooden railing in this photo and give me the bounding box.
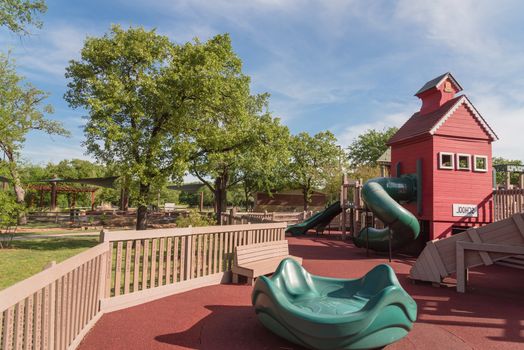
[494,189,524,221]
[0,243,109,350]
[100,223,286,312]
[0,222,286,349]
[220,211,312,225]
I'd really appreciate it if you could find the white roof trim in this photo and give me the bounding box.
[429,95,498,140]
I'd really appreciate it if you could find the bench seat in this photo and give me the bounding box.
[231,240,302,285]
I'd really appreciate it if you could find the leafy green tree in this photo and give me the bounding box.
[189,93,290,222]
[287,131,343,210]
[493,157,523,187]
[347,127,398,167]
[0,190,25,248]
[66,27,251,229]
[0,0,46,35]
[0,53,69,223]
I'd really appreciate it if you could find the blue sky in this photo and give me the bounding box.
[2,0,524,165]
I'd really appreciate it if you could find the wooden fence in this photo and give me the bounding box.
[0,222,286,350]
[493,189,524,221]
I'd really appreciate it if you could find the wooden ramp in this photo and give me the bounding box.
[410,213,524,292]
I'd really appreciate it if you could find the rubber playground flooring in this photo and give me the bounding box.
[79,234,524,350]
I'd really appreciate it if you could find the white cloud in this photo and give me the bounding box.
[335,107,414,148]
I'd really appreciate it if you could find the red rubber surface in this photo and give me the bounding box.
[79,234,524,349]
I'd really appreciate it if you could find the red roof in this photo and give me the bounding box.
[388,96,463,145]
[388,95,498,145]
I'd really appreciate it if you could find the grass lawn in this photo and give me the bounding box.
[0,237,99,290]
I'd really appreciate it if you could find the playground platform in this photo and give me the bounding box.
[78,233,524,350]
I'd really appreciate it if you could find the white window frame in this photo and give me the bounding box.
[473,155,488,172]
[456,153,471,170]
[439,152,455,170]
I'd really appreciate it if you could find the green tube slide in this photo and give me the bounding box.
[353,176,420,252]
[285,201,342,236]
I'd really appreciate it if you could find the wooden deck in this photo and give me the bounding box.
[78,234,524,350]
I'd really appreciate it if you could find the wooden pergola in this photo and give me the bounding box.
[27,184,99,210]
[30,176,119,211]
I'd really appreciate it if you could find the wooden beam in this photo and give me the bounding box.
[467,229,493,265]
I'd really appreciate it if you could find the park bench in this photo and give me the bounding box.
[231,240,303,285]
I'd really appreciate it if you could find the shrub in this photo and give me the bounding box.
[0,191,25,248]
[175,210,215,228]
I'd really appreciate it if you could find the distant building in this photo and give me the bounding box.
[255,189,327,212]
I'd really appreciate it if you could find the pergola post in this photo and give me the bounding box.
[50,181,57,211]
[91,191,96,211]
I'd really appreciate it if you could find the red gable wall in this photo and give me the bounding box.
[434,103,492,140]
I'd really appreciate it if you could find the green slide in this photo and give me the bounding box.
[353,177,420,252]
[285,201,342,236]
[252,258,417,349]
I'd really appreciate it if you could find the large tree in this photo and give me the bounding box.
[0,53,69,223]
[347,127,398,167]
[287,131,342,210]
[65,27,251,229]
[189,92,290,221]
[0,0,47,34]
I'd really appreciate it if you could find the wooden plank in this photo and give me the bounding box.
[203,234,208,277]
[124,240,133,294]
[72,267,82,341]
[456,244,466,293]
[180,236,186,281]
[105,242,113,298]
[2,306,14,350]
[196,235,202,278]
[512,214,524,239]
[165,237,172,285]
[66,271,73,346]
[173,237,179,283]
[78,264,87,335]
[142,240,149,290]
[114,241,123,296]
[467,229,493,265]
[158,238,165,286]
[150,239,158,288]
[213,233,219,274]
[133,240,141,292]
[459,241,524,255]
[54,277,62,350]
[13,301,24,350]
[23,295,34,350]
[426,243,448,277]
[33,289,42,350]
[218,233,224,272]
[190,236,196,279]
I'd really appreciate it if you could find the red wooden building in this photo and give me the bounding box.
[388,73,498,239]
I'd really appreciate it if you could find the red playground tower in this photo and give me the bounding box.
[388,73,498,240]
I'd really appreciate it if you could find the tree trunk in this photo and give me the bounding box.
[244,186,250,211]
[214,174,228,224]
[302,186,309,212]
[6,151,27,225]
[136,183,150,230]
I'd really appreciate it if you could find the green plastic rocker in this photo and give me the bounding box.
[251,259,417,350]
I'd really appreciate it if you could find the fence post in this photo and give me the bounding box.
[271,212,276,222]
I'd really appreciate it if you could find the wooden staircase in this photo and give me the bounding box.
[410,213,524,291]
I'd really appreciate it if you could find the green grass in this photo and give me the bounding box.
[0,238,99,290]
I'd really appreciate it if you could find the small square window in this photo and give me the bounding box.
[439,152,454,169]
[457,154,471,170]
[474,155,488,172]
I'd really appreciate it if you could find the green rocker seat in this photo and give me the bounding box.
[251,259,417,350]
